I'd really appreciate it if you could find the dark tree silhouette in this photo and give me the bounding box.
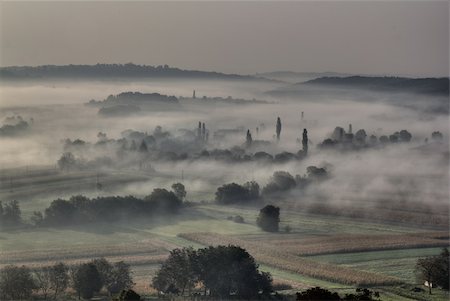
[416,248,449,293]
[118,289,141,301]
[276,117,282,141]
[257,205,280,232]
[431,131,443,141]
[296,287,341,300]
[215,182,259,205]
[71,263,103,299]
[153,246,272,298]
[246,129,253,147]
[399,130,412,142]
[138,140,148,152]
[302,128,308,154]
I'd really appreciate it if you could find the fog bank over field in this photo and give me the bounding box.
[0,79,448,216]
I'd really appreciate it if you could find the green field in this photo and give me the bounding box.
[0,167,449,300]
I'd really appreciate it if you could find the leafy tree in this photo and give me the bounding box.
[144,188,182,213]
[355,129,367,144]
[416,257,439,294]
[57,152,77,171]
[0,200,22,228]
[92,258,112,289]
[49,262,69,299]
[0,265,36,300]
[243,181,260,200]
[379,135,389,144]
[71,263,102,299]
[389,134,398,143]
[153,246,272,298]
[171,183,186,201]
[257,205,280,232]
[44,199,77,225]
[34,267,52,299]
[92,258,134,295]
[262,171,296,196]
[306,166,328,180]
[416,248,449,293]
[399,130,412,142]
[152,247,197,295]
[194,245,272,298]
[108,261,134,295]
[435,248,450,290]
[215,183,248,204]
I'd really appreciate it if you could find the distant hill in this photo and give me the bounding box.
[0,63,273,81]
[88,91,179,106]
[255,71,350,83]
[303,76,449,96]
[266,76,449,114]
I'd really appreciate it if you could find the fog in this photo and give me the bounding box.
[0,78,448,226]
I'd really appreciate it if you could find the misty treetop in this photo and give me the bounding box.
[215,181,260,205]
[319,125,416,151]
[0,115,31,137]
[214,166,328,205]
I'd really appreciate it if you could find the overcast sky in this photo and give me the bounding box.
[0,1,448,77]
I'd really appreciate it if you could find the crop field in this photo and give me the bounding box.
[1,171,448,300]
[178,232,402,286]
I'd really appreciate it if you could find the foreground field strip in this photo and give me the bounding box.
[0,253,168,270]
[258,232,449,256]
[179,232,401,286]
[0,240,176,264]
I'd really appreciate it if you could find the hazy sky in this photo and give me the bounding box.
[0,1,448,76]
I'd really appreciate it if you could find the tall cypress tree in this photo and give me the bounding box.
[302,129,308,155]
[276,117,282,141]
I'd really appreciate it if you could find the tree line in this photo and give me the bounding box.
[0,258,134,300]
[1,183,186,230]
[32,187,183,227]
